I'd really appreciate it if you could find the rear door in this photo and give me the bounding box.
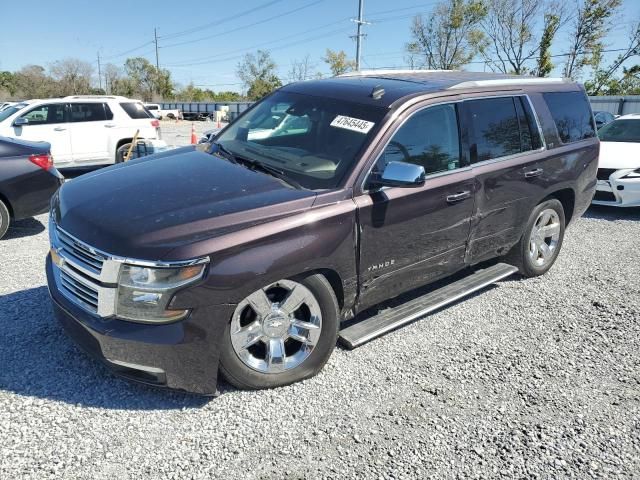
[68,102,112,164]
[11,103,72,166]
[355,101,475,308]
[463,95,547,264]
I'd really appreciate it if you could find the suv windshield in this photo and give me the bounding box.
[0,103,27,123]
[215,90,387,189]
[598,119,640,142]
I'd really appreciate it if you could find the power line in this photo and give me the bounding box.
[167,26,353,68]
[160,0,324,49]
[158,0,287,41]
[102,41,153,61]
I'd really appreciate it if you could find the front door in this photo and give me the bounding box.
[355,102,475,309]
[12,103,72,166]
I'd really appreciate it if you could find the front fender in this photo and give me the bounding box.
[171,200,358,313]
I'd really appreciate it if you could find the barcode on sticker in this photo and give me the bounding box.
[330,115,375,134]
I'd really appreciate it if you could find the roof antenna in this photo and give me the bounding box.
[370,85,385,100]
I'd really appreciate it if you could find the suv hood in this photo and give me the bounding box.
[54,148,317,260]
[599,141,640,169]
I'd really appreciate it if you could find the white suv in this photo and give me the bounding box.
[0,96,165,168]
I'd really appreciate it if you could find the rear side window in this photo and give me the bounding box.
[20,104,66,125]
[543,92,595,143]
[467,97,521,162]
[120,102,153,119]
[69,103,110,122]
[380,103,461,175]
[467,96,542,163]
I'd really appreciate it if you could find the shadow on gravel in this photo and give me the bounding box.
[584,205,640,221]
[0,286,210,409]
[3,217,45,240]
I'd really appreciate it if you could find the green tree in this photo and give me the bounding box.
[0,71,17,98]
[562,0,622,79]
[535,13,561,77]
[406,0,487,70]
[14,65,56,98]
[482,0,565,74]
[585,21,640,94]
[123,57,174,101]
[322,49,356,76]
[236,50,282,100]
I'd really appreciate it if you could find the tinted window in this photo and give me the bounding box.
[380,104,461,175]
[543,92,595,143]
[21,104,66,125]
[216,90,386,190]
[468,97,521,162]
[120,102,154,119]
[69,103,108,122]
[598,119,640,143]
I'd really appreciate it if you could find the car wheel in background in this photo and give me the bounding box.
[219,274,339,390]
[0,199,11,239]
[506,198,566,278]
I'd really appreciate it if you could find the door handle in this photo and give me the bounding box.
[524,168,544,178]
[446,191,471,203]
[53,127,66,132]
[104,124,116,128]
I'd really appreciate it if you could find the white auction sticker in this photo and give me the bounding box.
[330,115,375,134]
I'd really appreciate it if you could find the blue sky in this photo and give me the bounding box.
[1,0,639,92]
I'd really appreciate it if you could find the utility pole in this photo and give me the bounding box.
[154,28,160,71]
[351,0,369,71]
[97,52,103,91]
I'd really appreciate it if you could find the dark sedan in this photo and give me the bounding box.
[0,136,64,239]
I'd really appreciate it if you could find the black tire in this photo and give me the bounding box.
[0,199,9,240]
[506,198,566,278]
[219,273,339,390]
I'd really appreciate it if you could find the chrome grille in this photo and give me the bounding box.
[58,268,99,313]
[56,228,106,275]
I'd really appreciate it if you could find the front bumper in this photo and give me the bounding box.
[593,171,640,207]
[46,255,233,395]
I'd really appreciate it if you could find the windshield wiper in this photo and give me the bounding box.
[210,142,239,164]
[241,159,305,190]
[210,142,304,189]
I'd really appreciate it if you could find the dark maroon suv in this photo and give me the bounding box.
[46,71,598,393]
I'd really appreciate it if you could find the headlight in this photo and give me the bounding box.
[116,262,207,323]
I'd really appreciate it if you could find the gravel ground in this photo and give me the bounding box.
[160,120,226,148]
[0,206,639,479]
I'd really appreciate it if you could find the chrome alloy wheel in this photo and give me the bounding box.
[230,280,322,374]
[528,208,561,267]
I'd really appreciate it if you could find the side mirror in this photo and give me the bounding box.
[369,161,426,189]
[13,117,28,127]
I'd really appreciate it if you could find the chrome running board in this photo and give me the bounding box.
[339,263,519,349]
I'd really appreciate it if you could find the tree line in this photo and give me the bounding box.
[1,0,638,102]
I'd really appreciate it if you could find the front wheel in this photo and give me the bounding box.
[219,274,339,390]
[506,198,566,277]
[0,199,10,239]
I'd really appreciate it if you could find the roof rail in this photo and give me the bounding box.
[62,95,127,100]
[338,69,455,77]
[448,77,569,90]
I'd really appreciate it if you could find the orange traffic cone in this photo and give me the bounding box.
[190,123,197,144]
